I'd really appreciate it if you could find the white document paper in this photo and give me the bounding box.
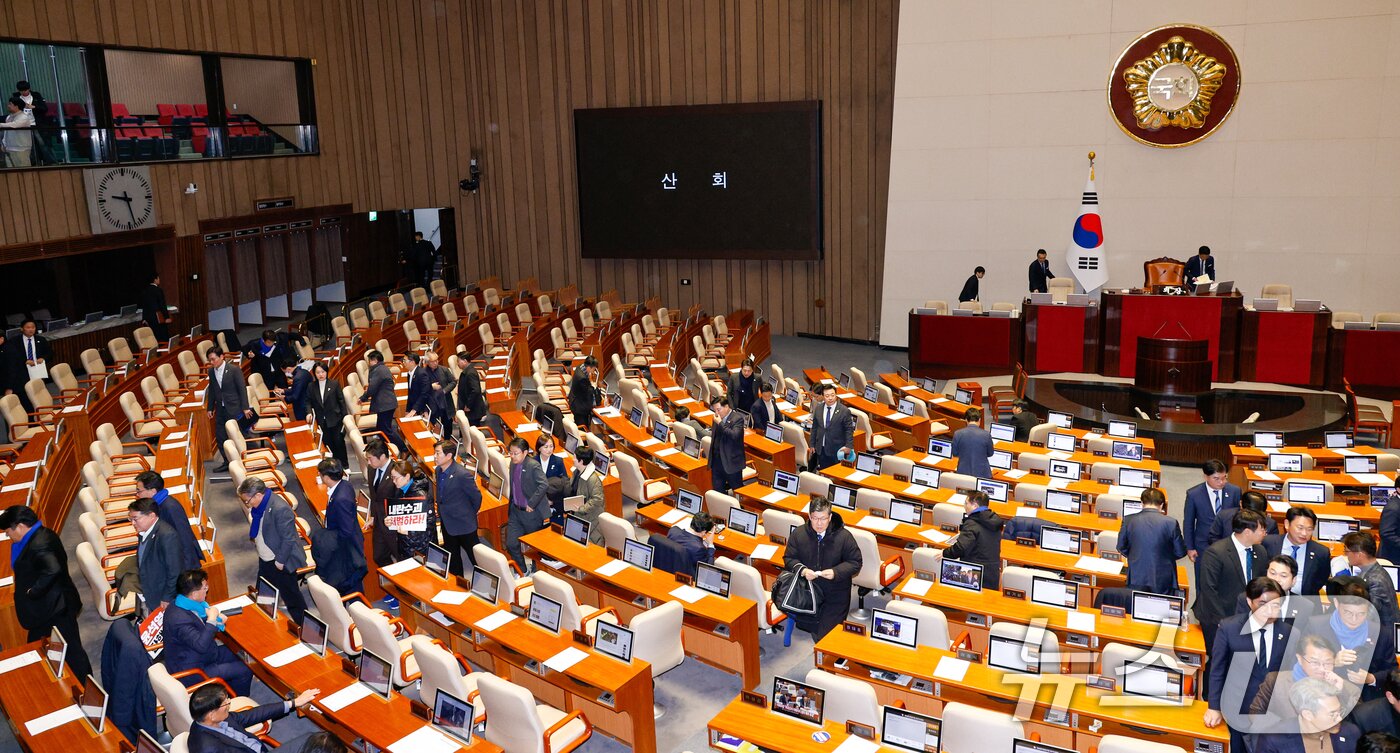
[544,646,590,673]
[1075,556,1123,575]
[431,589,471,606]
[903,484,927,496]
[658,509,688,526]
[751,544,779,560]
[1081,432,1101,441]
[293,449,321,460]
[168,431,188,441]
[636,438,661,448]
[929,396,949,404]
[596,559,629,577]
[654,447,681,458]
[166,484,189,495]
[515,422,540,432]
[24,704,83,736]
[285,424,310,434]
[214,595,253,612]
[890,411,911,420]
[4,480,34,491]
[947,493,968,506]
[1066,611,1097,633]
[845,470,872,483]
[921,454,941,465]
[413,431,436,440]
[321,682,374,712]
[388,725,461,753]
[429,611,453,627]
[693,410,713,418]
[833,735,882,753]
[263,643,314,668]
[1269,500,1290,513]
[0,576,13,587]
[854,516,898,533]
[473,611,518,633]
[0,650,41,674]
[13,461,39,470]
[63,404,83,413]
[380,559,422,576]
[160,468,182,478]
[1046,451,1073,461]
[919,529,951,544]
[26,362,49,382]
[163,441,189,450]
[1354,473,1392,486]
[669,584,708,603]
[1255,471,1281,482]
[1003,469,1030,480]
[394,383,409,392]
[294,459,321,470]
[900,578,933,597]
[932,656,970,681]
[762,490,789,504]
[1336,448,1359,457]
[1107,485,1144,499]
[1014,507,1038,518]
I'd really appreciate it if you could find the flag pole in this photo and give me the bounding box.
[1088,150,1095,180]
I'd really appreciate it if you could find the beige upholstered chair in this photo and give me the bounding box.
[1375,312,1400,326]
[1048,277,1075,302]
[476,673,592,753]
[921,300,949,315]
[1259,284,1293,309]
[1332,311,1364,328]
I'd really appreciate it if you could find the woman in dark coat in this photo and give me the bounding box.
[781,496,862,641]
[387,460,438,561]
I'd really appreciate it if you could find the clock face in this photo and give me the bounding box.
[93,166,155,232]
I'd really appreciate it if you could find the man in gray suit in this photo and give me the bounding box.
[205,347,250,472]
[1116,487,1187,596]
[359,349,406,453]
[951,407,994,478]
[236,477,308,623]
[503,437,548,572]
[127,498,183,612]
[807,383,853,471]
[708,396,747,494]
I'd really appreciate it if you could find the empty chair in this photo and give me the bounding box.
[956,300,983,313]
[596,511,636,550]
[921,300,949,315]
[529,570,617,636]
[715,556,787,631]
[441,302,459,323]
[991,302,1015,312]
[482,288,500,308]
[761,509,800,541]
[797,470,829,497]
[306,575,365,655]
[1047,277,1075,303]
[537,294,553,313]
[613,451,673,507]
[515,301,533,325]
[496,311,512,335]
[931,502,965,531]
[474,543,534,607]
[133,326,159,350]
[850,409,893,452]
[1000,565,1061,595]
[882,598,950,649]
[805,668,880,732]
[76,542,136,619]
[595,300,613,320]
[1096,530,1120,557]
[81,348,108,380]
[630,600,686,718]
[477,673,592,753]
[854,488,892,517]
[108,336,135,365]
[704,490,741,520]
[848,368,868,393]
[410,634,488,711]
[121,391,174,439]
[369,300,389,321]
[1259,284,1293,309]
[939,701,1025,753]
[410,287,430,307]
[938,472,978,492]
[347,601,419,686]
[848,528,905,619]
[1016,453,1050,475]
[1332,311,1364,328]
[431,279,449,299]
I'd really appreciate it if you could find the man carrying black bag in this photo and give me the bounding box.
[781,496,862,643]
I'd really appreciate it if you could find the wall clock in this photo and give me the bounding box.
[83,165,158,234]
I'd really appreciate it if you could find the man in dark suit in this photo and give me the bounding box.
[1028,249,1055,293]
[945,490,1005,589]
[359,349,405,453]
[1007,399,1039,442]
[274,358,312,422]
[13,81,54,165]
[1207,490,1280,546]
[318,459,365,596]
[402,353,432,419]
[957,266,984,303]
[749,380,786,434]
[1349,673,1400,735]
[306,362,348,467]
[139,272,171,342]
[186,682,319,753]
[1342,531,1400,633]
[205,347,250,472]
[6,319,52,412]
[708,396,748,495]
[1204,577,1292,750]
[1266,506,1331,597]
[0,505,92,681]
[1235,555,1316,624]
[362,440,400,608]
[424,349,457,437]
[952,407,994,478]
[433,439,481,576]
[1116,488,1186,595]
[133,470,201,571]
[242,330,283,389]
[1378,481,1400,564]
[455,350,488,427]
[164,570,253,696]
[1196,508,1270,652]
[1184,458,1242,578]
[668,511,717,576]
[567,355,600,429]
[128,497,184,611]
[1185,245,1216,283]
[405,231,436,288]
[808,383,853,472]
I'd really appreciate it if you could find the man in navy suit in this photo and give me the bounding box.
[402,353,432,418]
[708,396,748,494]
[1184,458,1242,578]
[1265,506,1330,597]
[433,439,481,576]
[1204,577,1293,751]
[275,358,312,421]
[318,458,365,595]
[164,570,253,697]
[359,349,405,453]
[128,497,184,611]
[668,511,717,576]
[951,407,994,479]
[1116,488,1186,596]
[748,380,786,435]
[1194,508,1270,654]
[187,683,318,753]
[807,383,854,472]
[133,470,202,571]
[1207,490,1280,546]
[1185,245,1217,283]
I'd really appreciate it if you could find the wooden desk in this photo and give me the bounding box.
[877,373,973,430]
[1239,309,1329,388]
[520,528,763,690]
[1327,327,1400,401]
[813,630,1227,753]
[378,560,657,753]
[635,502,786,581]
[648,364,798,475]
[0,642,127,753]
[1229,445,1392,471]
[593,409,711,493]
[1023,301,1102,375]
[707,695,904,753]
[1102,291,1244,381]
[907,310,1023,379]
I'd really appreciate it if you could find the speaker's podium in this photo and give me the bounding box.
[1135,337,1211,394]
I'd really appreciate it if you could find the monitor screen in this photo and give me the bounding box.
[1046,433,1076,452]
[45,626,67,679]
[954,388,973,405]
[1039,527,1081,555]
[1373,487,1396,507]
[898,366,911,380]
[79,675,109,734]
[488,469,506,498]
[301,613,329,656]
[939,559,983,592]
[786,387,802,405]
[136,730,166,753]
[919,377,939,392]
[840,373,852,388]
[1269,453,1303,473]
[432,690,475,745]
[728,507,759,536]
[539,413,556,437]
[1385,565,1399,591]
[652,422,671,443]
[856,452,882,475]
[1110,441,1143,461]
[1130,591,1184,626]
[425,542,451,578]
[1317,518,1359,542]
[870,608,919,649]
[989,423,1016,443]
[1107,421,1136,439]
[1119,468,1155,489]
[682,436,702,458]
[881,707,942,753]
[830,484,857,510]
[910,465,941,488]
[990,450,1012,470]
[1287,482,1327,504]
[594,452,611,476]
[773,470,800,495]
[470,566,500,604]
[1048,411,1072,429]
[1121,500,1144,517]
[358,649,394,699]
[1048,459,1080,481]
[696,562,732,598]
[256,577,280,620]
[1122,663,1185,703]
[977,478,1009,503]
[927,438,953,459]
[1345,456,1378,475]
[563,514,591,545]
[988,634,1040,674]
[771,675,826,726]
[1254,431,1284,448]
[629,406,644,428]
[675,489,704,515]
[527,592,564,633]
[764,422,785,442]
[889,499,923,526]
[610,392,622,410]
[1044,490,1082,514]
[622,538,655,571]
[1325,431,1354,449]
[593,622,635,663]
[1030,576,1078,610]
[864,385,879,402]
[898,397,919,416]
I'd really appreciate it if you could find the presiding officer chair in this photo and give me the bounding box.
[1143,257,1185,289]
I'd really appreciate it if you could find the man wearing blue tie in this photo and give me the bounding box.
[1184,459,1242,578]
[1263,507,1330,597]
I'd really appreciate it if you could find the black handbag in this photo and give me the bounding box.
[771,564,822,616]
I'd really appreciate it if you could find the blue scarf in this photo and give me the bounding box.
[174,594,224,632]
[248,490,272,540]
[1329,608,1371,650]
[152,488,170,507]
[1291,660,1308,681]
[10,522,41,566]
[398,480,414,494]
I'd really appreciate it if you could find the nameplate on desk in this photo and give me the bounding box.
[768,534,787,546]
[1003,588,1026,600]
[1014,537,1036,547]
[1346,497,1367,506]
[1101,605,1126,618]
[741,690,767,708]
[841,622,867,636]
[1087,674,1116,691]
[955,649,981,663]
[572,630,593,647]
[1098,511,1119,520]
[846,721,877,741]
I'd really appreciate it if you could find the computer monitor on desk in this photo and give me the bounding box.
[1326,431,1354,449]
[988,634,1040,674]
[1268,453,1303,473]
[1131,591,1184,626]
[1344,455,1378,475]
[881,707,942,753]
[927,437,953,459]
[470,566,499,604]
[1044,490,1082,514]
[432,689,475,745]
[771,676,825,726]
[1122,662,1186,704]
[1288,481,1328,504]
[829,485,857,511]
[1046,432,1076,452]
[910,465,940,489]
[989,422,1016,443]
[1048,411,1073,429]
[675,489,704,515]
[870,608,919,650]
[1030,576,1078,610]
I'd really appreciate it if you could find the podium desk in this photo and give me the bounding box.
[878,373,974,429]
[812,630,1227,753]
[1101,291,1244,381]
[1328,328,1400,400]
[707,695,904,753]
[520,529,763,689]
[1023,301,1102,375]
[0,642,128,753]
[907,310,1022,379]
[1240,309,1330,388]
[593,408,711,492]
[499,409,624,517]
[378,558,657,753]
[649,364,798,476]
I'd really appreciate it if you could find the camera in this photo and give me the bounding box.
[459,158,481,193]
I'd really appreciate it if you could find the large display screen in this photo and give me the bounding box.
[574,100,822,260]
